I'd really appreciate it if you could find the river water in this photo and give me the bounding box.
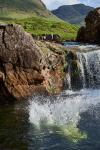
[0,43,100,150]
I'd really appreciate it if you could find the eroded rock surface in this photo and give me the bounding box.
[77,8,100,43]
[0,24,65,102]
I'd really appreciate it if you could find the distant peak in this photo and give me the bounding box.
[56,3,94,9]
[52,3,94,24]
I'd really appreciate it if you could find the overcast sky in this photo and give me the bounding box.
[42,0,100,10]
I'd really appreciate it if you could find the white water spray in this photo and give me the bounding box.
[29,44,100,129]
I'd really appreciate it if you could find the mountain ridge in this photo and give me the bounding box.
[0,0,54,20]
[52,4,94,24]
[0,0,79,41]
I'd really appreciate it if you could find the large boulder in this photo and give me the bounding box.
[77,8,100,43]
[0,24,65,102]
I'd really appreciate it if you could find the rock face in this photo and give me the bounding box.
[77,8,100,43]
[0,24,65,102]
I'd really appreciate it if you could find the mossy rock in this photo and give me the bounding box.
[71,60,80,77]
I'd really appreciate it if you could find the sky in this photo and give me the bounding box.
[42,0,100,10]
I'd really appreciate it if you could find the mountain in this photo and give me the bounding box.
[0,0,54,20]
[52,4,94,24]
[0,0,79,41]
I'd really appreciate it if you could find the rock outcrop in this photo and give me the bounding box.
[0,24,66,102]
[32,34,61,42]
[77,8,100,43]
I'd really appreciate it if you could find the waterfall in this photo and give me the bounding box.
[77,49,100,89]
[29,43,100,129]
[65,44,100,90]
[76,52,86,88]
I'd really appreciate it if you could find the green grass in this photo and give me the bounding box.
[0,0,79,41]
[0,0,57,20]
[5,17,79,41]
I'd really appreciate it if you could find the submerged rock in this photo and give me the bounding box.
[0,24,65,102]
[77,8,100,43]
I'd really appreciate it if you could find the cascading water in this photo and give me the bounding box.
[28,43,100,149]
[65,45,100,90]
[77,49,100,88]
[29,44,100,125]
[30,43,100,125]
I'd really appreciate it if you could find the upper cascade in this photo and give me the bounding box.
[64,44,100,90]
[77,7,100,43]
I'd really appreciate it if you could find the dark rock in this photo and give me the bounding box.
[66,51,77,61]
[76,26,86,42]
[77,8,100,43]
[32,34,61,42]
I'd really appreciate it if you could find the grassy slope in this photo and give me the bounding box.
[4,17,79,41]
[0,0,79,41]
[0,0,56,20]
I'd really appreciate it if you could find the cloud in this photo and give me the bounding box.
[42,0,79,9]
[42,0,100,10]
[81,0,100,7]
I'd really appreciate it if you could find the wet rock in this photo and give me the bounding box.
[65,51,83,90]
[0,24,65,102]
[66,51,77,61]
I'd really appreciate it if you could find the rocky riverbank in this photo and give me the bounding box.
[0,24,67,102]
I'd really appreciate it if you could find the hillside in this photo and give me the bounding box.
[6,17,78,41]
[52,4,94,24]
[0,0,54,20]
[0,0,79,41]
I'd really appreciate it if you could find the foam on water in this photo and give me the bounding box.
[29,89,100,128]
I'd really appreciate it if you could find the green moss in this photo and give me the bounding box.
[36,121,87,144]
[62,63,68,72]
[60,124,87,143]
[71,61,80,77]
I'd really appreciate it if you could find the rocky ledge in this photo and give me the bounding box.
[77,8,100,43]
[0,24,66,103]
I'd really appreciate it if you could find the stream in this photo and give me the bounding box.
[0,43,100,150]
